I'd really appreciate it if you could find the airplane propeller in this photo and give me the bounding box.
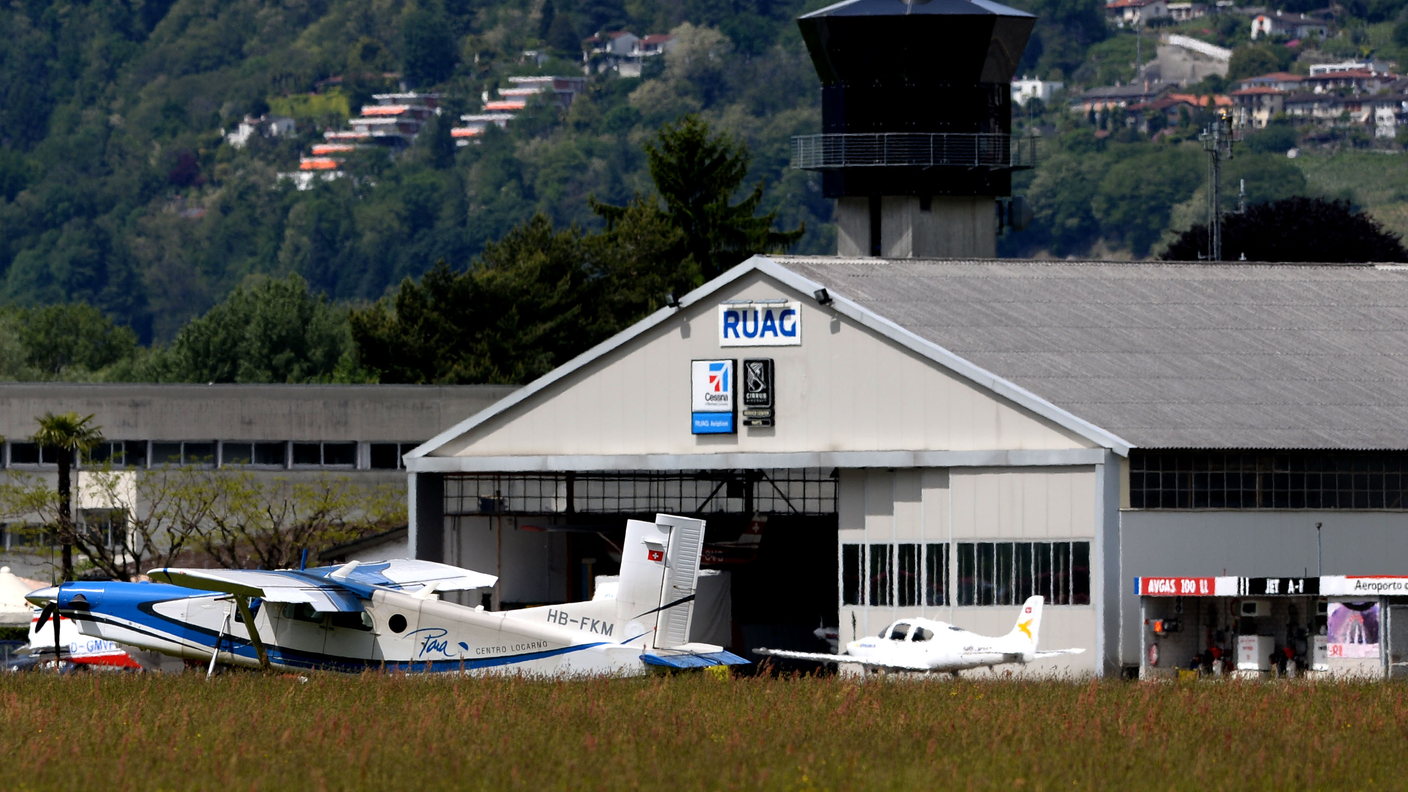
[33,582,64,668]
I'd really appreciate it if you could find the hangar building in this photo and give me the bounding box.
[406,255,1408,677]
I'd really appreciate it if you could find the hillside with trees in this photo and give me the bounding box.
[7,0,1408,383]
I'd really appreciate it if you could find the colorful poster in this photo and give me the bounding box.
[1327,602,1380,659]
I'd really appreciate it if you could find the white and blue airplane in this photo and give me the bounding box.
[26,514,747,676]
[756,596,1084,674]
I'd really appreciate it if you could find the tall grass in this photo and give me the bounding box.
[2,673,1406,790]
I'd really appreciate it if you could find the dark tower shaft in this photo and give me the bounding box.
[794,0,1035,258]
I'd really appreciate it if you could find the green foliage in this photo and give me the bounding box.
[599,115,804,280]
[1242,123,1299,154]
[1227,45,1292,82]
[401,8,458,88]
[195,473,405,570]
[16,303,138,377]
[1163,196,1408,261]
[267,90,351,125]
[144,273,359,384]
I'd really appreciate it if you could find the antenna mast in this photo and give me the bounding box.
[1199,110,1238,261]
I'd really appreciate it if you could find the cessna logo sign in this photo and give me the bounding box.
[691,359,736,434]
[719,302,801,347]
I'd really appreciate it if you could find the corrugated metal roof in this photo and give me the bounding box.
[775,257,1408,450]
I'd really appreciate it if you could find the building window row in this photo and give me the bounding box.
[956,541,1090,607]
[2,440,422,471]
[842,543,950,608]
[1130,450,1408,510]
[843,540,1089,609]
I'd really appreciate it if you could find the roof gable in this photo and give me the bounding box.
[407,258,1125,470]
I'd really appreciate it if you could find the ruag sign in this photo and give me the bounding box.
[719,301,801,347]
[691,359,736,434]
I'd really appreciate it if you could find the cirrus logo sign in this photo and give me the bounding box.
[691,359,735,434]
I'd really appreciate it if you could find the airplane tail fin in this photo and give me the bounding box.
[1007,595,1044,650]
[612,514,707,650]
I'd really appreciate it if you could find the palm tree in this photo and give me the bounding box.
[33,412,104,581]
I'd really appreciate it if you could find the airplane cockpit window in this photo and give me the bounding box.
[948,625,965,631]
[328,611,374,632]
[282,602,322,624]
[910,627,934,642]
[887,623,911,641]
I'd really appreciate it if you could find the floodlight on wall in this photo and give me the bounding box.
[814,288,833,306]
[665,292,681,308]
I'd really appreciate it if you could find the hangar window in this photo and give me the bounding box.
[444,469,837,516]
[370,442,421,470]
[1130,450,1408,510]
[150,441,216,468]
[956,541,1090,607]
[842,542,949,607]
[869,544,894,606]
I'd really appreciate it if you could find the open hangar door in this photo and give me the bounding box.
[439,469,838,662]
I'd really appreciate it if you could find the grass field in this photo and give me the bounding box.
[5,673,1408,791]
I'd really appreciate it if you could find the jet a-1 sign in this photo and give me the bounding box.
[756,596,1083,674]
[27,514,747,676]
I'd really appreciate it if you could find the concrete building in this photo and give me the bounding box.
[405,256,1408,678]
[1143,35,1231,86]
[0,383,513,579]
[1012,76,1065,107]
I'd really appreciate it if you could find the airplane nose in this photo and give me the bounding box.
[25,586,57,607]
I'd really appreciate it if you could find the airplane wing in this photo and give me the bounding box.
[315,559,498,593]
[754,647,931,672]
[1034,648,1086,658]
[147,568,366,612]
[148,560,498,613]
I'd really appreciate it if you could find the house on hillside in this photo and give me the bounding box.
[637,34,675,57]
[1166,2,1207,20]
[1236,71,1303,92]
[1231,86,1286,127]
[1251,11,1328,39]
[1128,92,1232,133]
[1303,69,1398,94]
[584,31,639,57]
[1012,76,1065,106]
[450,77,587,146]
[1070,81,1175,116]
[1106,0,1170,25]
[1284,92,1372,125]
[225,115,296,148]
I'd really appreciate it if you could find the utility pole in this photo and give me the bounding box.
[1199,110,1238,261]
[1136,19,1142,79]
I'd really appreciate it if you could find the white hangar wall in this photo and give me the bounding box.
[411,265,1125,675]
[840,467,1099,676]
[425,271,1100,462]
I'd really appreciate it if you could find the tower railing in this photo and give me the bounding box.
[791,133,1037,170]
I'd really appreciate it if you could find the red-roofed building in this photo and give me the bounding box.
[1236,72,1303,92]
[1106,0,1170,26]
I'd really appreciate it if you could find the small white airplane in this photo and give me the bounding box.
[756,596,1083,674]
[25,514,747,677]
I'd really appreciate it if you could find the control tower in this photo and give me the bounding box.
[794,0,1036,257]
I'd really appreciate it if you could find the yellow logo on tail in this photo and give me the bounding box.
[1017,619,1033,640]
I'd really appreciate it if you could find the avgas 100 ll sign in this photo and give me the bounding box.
[718,302,801,347]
